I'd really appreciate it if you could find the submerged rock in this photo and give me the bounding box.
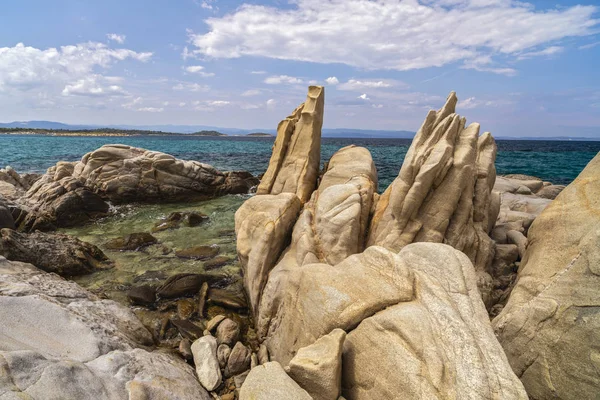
[152,211,209,232]
[0,228,111,276]
[104,232,158,251]
[493,152,600,399]
[126,284,157,307]
[175,244,220,260]
[156,272,229,299]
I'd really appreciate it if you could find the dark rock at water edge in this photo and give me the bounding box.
[153,211,209,233]
[0,228,112,276]
[127,285,157,307]
[105,232,158,251]
[156,272,233,299]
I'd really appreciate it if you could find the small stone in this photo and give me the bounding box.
[226,342,251,377]
[206,315,227,333]
[216,318,240,346]
[105,232,157,250]
[198,282,209,318]
[221,394,235,400]
[177,299,196,320]
[191,336,222,391]
[179,339,193,361]
[171,318,205,341]
[175,245,220,260]
[217,344,231,369]
[126,285,156,307]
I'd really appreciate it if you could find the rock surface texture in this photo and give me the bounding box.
[493,152,600,399]
[236,88,527,399]
[0,256,211,399]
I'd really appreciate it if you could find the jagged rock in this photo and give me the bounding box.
[0,229,111,276]
[493,152,600,399]
[235,192,302,315]
[216,318,240,346]
[257,86,324,203]
[226,341,252,377]
[191,335,222,391]
[0,257,210,399]
[287,328,346,400]
[239,362,312,400]
[367,92,497,289]
[105,232,157,251]
[126,284,157,306]
[152,211,209,232]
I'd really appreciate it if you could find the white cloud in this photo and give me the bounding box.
[325,76,339,85]
[208,100,230,106]
[338,79,401,91]
[251,70,266,74]
[517,46,564,60]
[0,42,151,97]
[242,89,261,96]
[201,1,213,10]
[179,102,187,107]
[185,65,215,77]
[172,82,210,92]
[458,97,479,109]
[372,104,383,109]
[264,75,303,85]
[106,33,126,44]
[122,96,142,109]
[358,93,370,100]
[62,75,127,97]
[266,98,277,108]
[579,41,600,50]
[188,0,598,73]
[137,107,164,112]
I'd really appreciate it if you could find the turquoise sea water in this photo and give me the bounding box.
[1,134,599,187]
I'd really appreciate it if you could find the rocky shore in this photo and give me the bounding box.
[1,86,598,399]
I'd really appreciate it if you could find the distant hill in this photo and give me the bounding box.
[247,132,274,137]
[191,130,226,137]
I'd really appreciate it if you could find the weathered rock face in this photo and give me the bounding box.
[237,89,527,399]
[257,86,324,203]
[239,362,312,400]
[367,92,497,279]
[0,256,212,399]
[493,152,600,399]
[0,228,112,276]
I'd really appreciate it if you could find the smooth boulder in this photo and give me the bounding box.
[239,362,312,400]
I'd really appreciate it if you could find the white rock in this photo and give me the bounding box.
[191,335,222,391]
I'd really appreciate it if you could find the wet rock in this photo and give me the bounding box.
[152,211,209,233]
[171,318,205,341]
[156,273,222,299]
[104,232,157,251]
[204,256,233,270]
[207,315,227,333]
[179,338,193,361]
[226,342,252,378]
[208,287,248,310]
[0,228,111,276]
[218,343,231,368]
[216,318,240,346]
[239,362,312,400]
[177,298,196,320]
[191,335,222,391]
[175,244,220,260]
[198,281,209,317]
[126,285,157,307]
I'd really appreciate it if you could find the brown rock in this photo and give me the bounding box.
[226,341,252,378]
[104,232,157,251]
[175,245,220,260]
[198,281,209,317]
[177,298,196,320]
[152,211,209,233]
[204,256,232,270]
[216,318,240,346]
[208,287,248,310]
[171,318,205,341]
[126,285,157,307]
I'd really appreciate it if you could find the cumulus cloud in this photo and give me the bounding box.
[264,75,303,84]
[106,33,126,44]
[188,0,598,73]
[0,42,151,96]
[185,65,215,77]
[325,76,339,85]
[358,93,370,100]
[207,100,230,106]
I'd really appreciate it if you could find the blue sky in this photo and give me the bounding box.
[0,0,599,137]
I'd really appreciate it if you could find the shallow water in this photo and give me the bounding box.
[63,195,248,304]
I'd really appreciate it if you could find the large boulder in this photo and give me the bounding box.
[0,256,211,399]
[0,229,112,276]
[367,92,497,284]
[240,362,312,400]
[257,86,324,203]
[493,152,600,399]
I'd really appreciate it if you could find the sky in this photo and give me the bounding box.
[0,0,599,137]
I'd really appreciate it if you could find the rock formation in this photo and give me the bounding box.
[0,228,112,276]
[236,88,527,398]
[9,146,259,231]
[493,152,600,399]
[257,86,324,203]
[0,256,211,399]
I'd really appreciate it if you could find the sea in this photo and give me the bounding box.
[1,134,599,187]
